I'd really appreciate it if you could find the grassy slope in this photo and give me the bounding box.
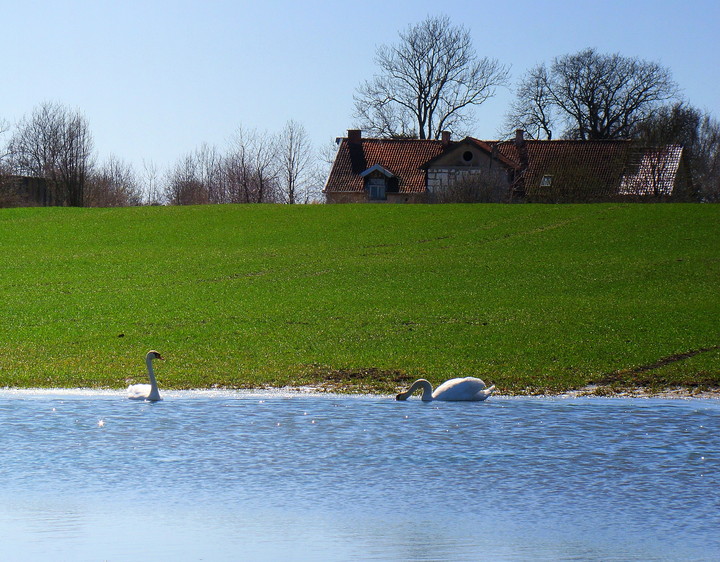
[0,203,717,394]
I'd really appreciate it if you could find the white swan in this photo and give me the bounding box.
[396,377,495,401]
[127,350,163,401]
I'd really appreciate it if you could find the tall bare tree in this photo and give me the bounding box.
[197,144,226,204]
[142,160,163,205]
[9,102,94,206]
[354,15,509,139]
[277,120,314,204]
[507,48,678,140]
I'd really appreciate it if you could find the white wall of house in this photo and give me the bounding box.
[426,144,511,195]
[427,168,485,192]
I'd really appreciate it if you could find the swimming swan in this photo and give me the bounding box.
[396,377,495,401]
[127,350,163,401]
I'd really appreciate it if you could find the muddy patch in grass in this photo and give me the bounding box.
[305,367,415,393]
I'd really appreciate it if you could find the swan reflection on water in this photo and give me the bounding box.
[396,377,495,401]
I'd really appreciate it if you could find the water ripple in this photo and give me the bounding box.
[0,393,717,560]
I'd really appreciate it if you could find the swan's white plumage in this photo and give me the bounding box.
[127,383,153,399]
[127,350,163,401]
[396,377,495,401]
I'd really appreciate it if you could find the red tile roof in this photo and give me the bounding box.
[619,145,683,196]
[495,139,641,199]
[325,137,445,193]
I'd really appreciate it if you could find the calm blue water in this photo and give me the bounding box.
[0,390,717,561]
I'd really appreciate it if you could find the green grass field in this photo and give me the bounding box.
[0,203,717,394]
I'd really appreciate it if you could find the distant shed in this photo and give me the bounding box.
[0,176,54,207]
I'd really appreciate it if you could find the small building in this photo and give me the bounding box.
[0,175,54,207]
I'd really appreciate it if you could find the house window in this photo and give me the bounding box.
[540,175,553,187]
[366,177,387,200]
[462,151,474,162]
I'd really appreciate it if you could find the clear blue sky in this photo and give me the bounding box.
[2,0,718,174]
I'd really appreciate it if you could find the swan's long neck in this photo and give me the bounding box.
[146,355,160,400]
[397,379,434,401]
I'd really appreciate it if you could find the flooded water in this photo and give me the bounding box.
[0,390,717,561]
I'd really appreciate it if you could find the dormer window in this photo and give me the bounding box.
[540,175,553,187]
[360,164,396,201]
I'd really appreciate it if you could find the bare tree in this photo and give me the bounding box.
[0,118,10,161]
[163,144,227,205]
[141,160,163,205]
[507,48,678,140]
[354,15,509,139]
[8,102,94,206]
[0,119,14,206]
[504,64,554,139]
[638,103,720,201]
[196,143,225,204]
[225,126,279,203]
[223,136,254,204]
[246,131,279,203]
[277,120,314,204]
[695,113,720,201]
[86,156,142,207]
[164,153,206,205]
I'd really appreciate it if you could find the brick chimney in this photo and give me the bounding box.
[512,129,529,200]
[348,129,362,144]
[514,129,529,170]
[441,131,451,146]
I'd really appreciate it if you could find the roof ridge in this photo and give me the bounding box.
[523,138,634,143]
[348,137,444,143]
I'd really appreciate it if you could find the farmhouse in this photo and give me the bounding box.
[324,129,692,203]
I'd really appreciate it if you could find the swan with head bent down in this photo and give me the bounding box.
[396,377,495,401]
[127,350,164,401]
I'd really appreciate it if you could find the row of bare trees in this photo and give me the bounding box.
[164,121,319,205]
[0,102,145,207]
[0,103,323,207]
